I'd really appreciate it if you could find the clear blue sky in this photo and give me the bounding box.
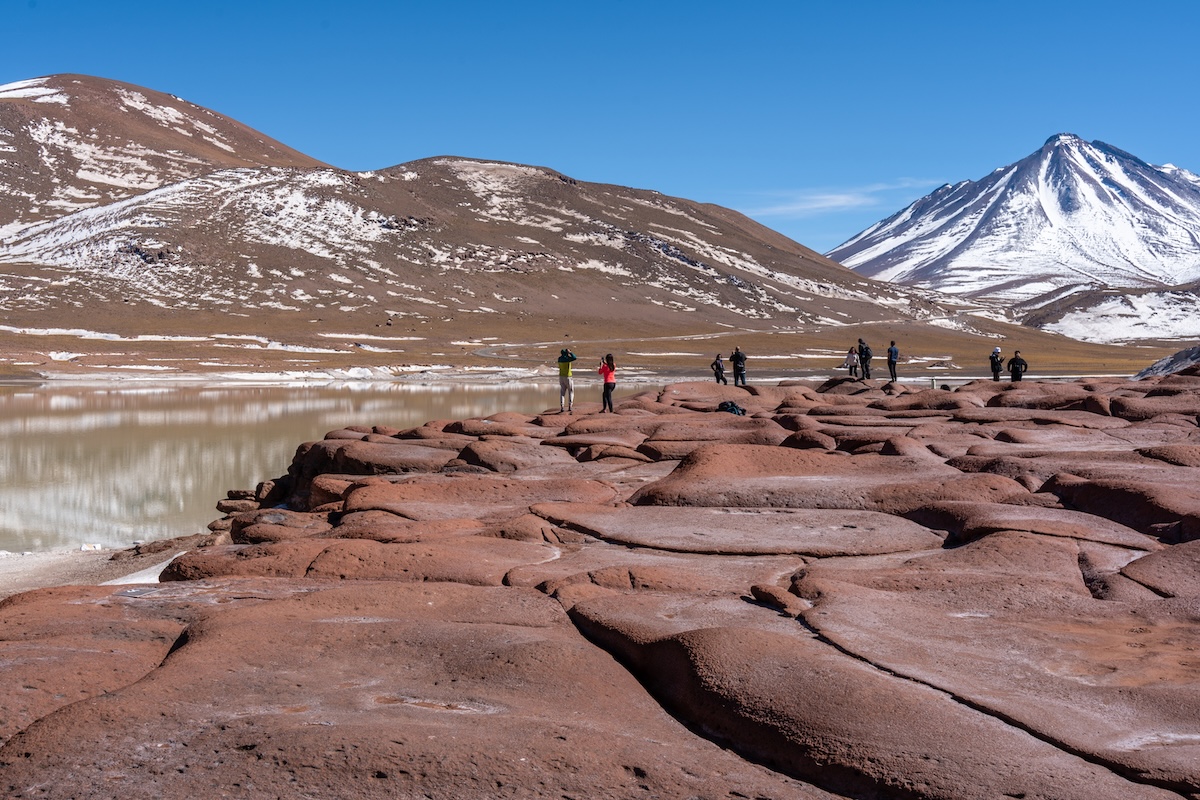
[4,0,1198,253]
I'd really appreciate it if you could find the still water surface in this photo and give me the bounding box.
[0,381,588,553]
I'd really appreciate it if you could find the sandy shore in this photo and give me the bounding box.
[0,547,183,601]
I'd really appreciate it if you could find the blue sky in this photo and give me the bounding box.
[3,0,1198,252]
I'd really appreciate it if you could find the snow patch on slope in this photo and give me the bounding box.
[1043,292,1200,343]
[832,135,1200,310]
[0,77,69,105]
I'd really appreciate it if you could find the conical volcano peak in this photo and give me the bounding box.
[1044,132,1085,148]
[828,134,1200,326]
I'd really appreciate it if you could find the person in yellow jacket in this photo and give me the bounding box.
[557,348,577,412]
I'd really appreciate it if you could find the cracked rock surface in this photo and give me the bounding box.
[3,373,1200,799]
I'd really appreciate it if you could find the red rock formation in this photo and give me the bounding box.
[3,375,1199,798]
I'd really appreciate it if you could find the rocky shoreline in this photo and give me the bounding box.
[2,372,1199,798]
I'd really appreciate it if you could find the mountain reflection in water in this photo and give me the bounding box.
[0,381,570,553]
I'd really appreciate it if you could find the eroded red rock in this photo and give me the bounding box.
[0,582,824,799]
[569,591,1176,799]
[792,531,1200,792]
[533,502,944,556]
[342,473,618,521]
[630,443,1027,513]
[6,375,1200,798]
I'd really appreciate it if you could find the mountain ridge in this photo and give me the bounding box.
[0,77,1173,377]
[0,73,325,231]
[829,134,1200,318]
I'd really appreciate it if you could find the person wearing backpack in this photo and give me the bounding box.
[857,338,873,380]
[989,347,1004,381]
[730,346,747,386]
[887,340,899,383]
[1006,350,1028,382]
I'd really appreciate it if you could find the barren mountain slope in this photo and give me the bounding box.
[0,156,949,324]
[0,74,325,230]
[0,78,1173,377]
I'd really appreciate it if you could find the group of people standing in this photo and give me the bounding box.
[556,349,617,413]
[841,339,900,382]
[710,346,747,386]
[560,339,1031,412]
[839,339,1029,383]
[990,347,1028,382]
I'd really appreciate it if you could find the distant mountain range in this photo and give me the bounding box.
[828,134,1200,344]
[0,75,970,351]
[0,76,1179,377]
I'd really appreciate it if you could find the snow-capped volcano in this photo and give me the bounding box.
[828,134,1200,307]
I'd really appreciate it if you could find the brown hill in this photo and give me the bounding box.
[0,73,325,228]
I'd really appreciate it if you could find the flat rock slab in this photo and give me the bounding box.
[1138,444,1200,467]
[1121,538,1200,598]
[947,450,1185,493]
[163,536,557,585]
[305,537,559,585]
[987,425,1134,448]
[229,508,333,543]
[0,586,186,747]
[631,444,1027,514]
[643,417,790,443]
[1111,395,1200,420]
[986,385,1093,409]
[445,418,559,438]
[0,581,829,800]
[905,501,1163,549]
[569,591,1178,800]
[533,502,944,556]
[794,531,1200,793]
[328,510,487,542]
[456,438,580,472]
[539,428,650,450]
[503,542,805,600]
[327,439,462,474]
[1046,474,1200,540]
[343,474,618,521]
[952,407,1133,429]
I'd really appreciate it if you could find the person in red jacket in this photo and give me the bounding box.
[598,354,616,412]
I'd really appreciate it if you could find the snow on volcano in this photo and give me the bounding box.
[828,134,1200,308]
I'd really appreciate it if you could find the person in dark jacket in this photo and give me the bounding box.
[730,346,747,386]
[1007,350,1028,382]
[886,341,899,383]
[989,347,1004,381]
[710,353,728,384]
[857,339,873,380]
